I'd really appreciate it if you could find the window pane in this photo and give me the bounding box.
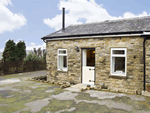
[86,49,95,66]
[63,56,67,67]
[112,57,125,73]
[59,56,67,69]
[59,50,66,54]
[113,50,124,54]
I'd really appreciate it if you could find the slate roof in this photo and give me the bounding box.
[42,16,150,39]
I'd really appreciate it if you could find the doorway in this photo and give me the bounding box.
[82,48,95,85]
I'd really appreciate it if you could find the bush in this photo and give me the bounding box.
[31,53,40,61]
[24,52,40,62]
[24,48,46,62]
[24,52,33,61]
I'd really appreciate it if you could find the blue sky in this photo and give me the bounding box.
[0,0,150,52]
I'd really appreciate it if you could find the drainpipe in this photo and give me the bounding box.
[143,37,146,91]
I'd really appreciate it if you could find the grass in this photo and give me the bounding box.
[38,99,75,113]
[75,92,101,101]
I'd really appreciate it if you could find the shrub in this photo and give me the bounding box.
[24,52,33,61]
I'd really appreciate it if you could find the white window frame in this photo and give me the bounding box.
[57,49,68,71]
[110,48,127,76]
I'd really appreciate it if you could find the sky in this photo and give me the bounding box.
[0,0,150,52]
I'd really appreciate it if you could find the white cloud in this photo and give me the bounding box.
[26,42,46,51]
[43,0,150,31]
[0,0,27,33]
[30,42,35,46]
[0,47,4,52]
[0,0,12,6]
[122,11,148,18]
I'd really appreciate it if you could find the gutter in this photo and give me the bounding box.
[44,33,143,41]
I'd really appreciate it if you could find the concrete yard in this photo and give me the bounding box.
[0,70,150,113]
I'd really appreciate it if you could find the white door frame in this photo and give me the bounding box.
[81,48,95,86]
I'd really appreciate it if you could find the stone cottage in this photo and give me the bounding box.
[41,10,150,94]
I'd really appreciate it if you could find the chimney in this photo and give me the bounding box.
[62,7,65,30]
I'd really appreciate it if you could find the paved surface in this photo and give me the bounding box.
[65,84,87,92]
[0,70,150,113]
[0,70,46,81]
[0,78,20,86]
[0,77,5,81]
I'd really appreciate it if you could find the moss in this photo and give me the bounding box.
[75,92,101,101]
[112,96,132,104]
[74,102,129,113]
[38,99,75,113]
[0,102,26,113]
[20,110,31,113]
[49,88,65,95]
[111,96,150,111]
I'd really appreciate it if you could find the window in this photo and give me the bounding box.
[111,48,127,76]
[58,49,67,71]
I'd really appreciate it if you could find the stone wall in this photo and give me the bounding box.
[46,36,144,94]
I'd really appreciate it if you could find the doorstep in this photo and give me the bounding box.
[65,84,87,92]
[65,83,95,92]
[142,91,150,97]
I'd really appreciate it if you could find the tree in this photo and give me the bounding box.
[2,40,18,62]
[16,41,26,61]
[33,48,37,56]
[37,47,42,57]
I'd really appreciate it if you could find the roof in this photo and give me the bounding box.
[42,16,150,40]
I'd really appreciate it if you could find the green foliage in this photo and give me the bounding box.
[24,52,33,61]
[42,52,46,61]
[24,48,46,62]
[2,40,18,62]
[2,40,26,62]
[31,53,40,61]
[16,41,26,61]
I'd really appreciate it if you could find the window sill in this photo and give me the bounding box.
[109,74,127,79]
[58,69,68,72]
